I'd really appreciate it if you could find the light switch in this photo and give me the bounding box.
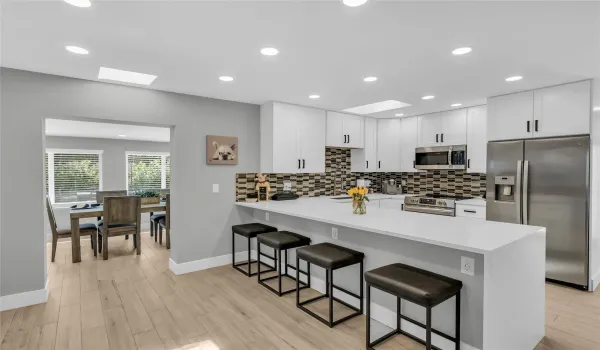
[212,184,219,193]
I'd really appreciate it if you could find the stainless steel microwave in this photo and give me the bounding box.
[414,145,467,170]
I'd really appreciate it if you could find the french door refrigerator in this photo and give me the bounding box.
[486,136,590,289]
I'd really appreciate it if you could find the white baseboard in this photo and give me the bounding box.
[0,278,49,311]
[591,268,600,291]
[309,276,479,350]
[170,250,258,275]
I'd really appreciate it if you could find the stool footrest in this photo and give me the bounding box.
[298,293,362,327]
[258,273,309,296]
[399,313,457,343]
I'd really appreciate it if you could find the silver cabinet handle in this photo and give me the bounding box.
[523,160,529,225]
[516,160,523,224]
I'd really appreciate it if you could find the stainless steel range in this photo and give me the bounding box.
[403,194,471,216]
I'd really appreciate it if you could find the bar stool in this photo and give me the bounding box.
[257,231,311,296]
[364,263,462,350]
[295,242,364,328]
[231,223,278,277]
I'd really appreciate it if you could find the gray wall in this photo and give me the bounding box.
[44,136,170,232]
[0,68,260,297]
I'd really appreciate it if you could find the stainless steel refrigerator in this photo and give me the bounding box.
[486,136,590,289]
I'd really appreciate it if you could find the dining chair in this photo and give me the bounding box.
[98,195,141,260]
[158,194,171,249]
[150,189,170,238]
[45,195,98,262]
[95,190,128,238]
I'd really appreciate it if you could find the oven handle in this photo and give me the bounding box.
[403,205,455,216]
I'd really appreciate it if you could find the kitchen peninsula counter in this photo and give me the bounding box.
[235,197,546,350]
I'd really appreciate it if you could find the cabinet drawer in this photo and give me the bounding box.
[456,204,486,219]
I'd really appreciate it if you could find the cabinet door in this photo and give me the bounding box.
[272,104,301,173]
[299,107,327,173]
[487,91,534,141]
[440,109,467,145]
[326,111,345,147]
[399,117,420,172]
[417,113,442,147]
[364,117,377,171]
[466,106,488,173]
[344,114,365,148]
[376,119,402,172]
[379,199,403,211]
[533,80,591,138]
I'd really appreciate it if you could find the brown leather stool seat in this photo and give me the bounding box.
[295,243,364,328]
[232,223,277,238]
[365,263,462,307]
[231,223,278,277]
[365,263,463,350]
[257,231,311,296]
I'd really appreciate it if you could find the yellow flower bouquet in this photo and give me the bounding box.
[347,186,370,215]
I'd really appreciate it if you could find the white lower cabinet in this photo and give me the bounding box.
[456,204,486,219]
[378,198,404,211]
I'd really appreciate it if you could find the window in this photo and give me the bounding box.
[46,150,102,203]
[126,153,170,191]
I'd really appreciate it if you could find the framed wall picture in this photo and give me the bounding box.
[207,135,238,165]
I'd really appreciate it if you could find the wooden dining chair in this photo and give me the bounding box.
[158,194,171,249]
[45,195,98,262]
[150,189,170,238]
[95,190,129,238]
[98,196,141,260]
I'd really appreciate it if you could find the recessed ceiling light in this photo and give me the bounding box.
[452,47,472,55]
[64,0,91,8]
[343,0,368,6]
[260,47,279,56]
[118,134,126,137]
[364,76,378,83]
[505,76,523,82]
[395,113,404,117]
[65,45,89,55]
[451,103,462,107]
[219,76,234,82]
[422,95,435,100]
[309,95,320,99]
[343,100,411,115]
[98,67,157,85]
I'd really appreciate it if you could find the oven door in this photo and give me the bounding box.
[403,205,455,216]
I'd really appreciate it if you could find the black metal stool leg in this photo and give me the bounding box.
[328,268,334,327]
[296,256,301,305]
[247,236,251,276]
[258,241,262,282]
[397,296,401,331]
[307,262,311,288]
[231,230,235,268]
[278,249,282,295]
[426,307,432,350]
[456,292,461,350]
[359,261,364,314]
[366,284,371,349]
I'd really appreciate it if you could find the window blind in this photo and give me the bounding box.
[165,155,171,189]
[51,153,100,203]
[127,154,164,191]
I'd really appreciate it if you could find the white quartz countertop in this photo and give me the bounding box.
[456,198,486,207]
[236,197,544,255]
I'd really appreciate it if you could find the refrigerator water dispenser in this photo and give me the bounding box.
[494,176,515,202]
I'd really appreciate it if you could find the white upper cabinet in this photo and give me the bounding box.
[417,110,467,147]
[488,91,534,141]
[326,111,365,148]
[261,102,326,173]
[441,109,467,145]
[351,117,378,172]
[488,81,591,141]
[466,105,488,173]
[399,116,420,172]
[376,119,402,172]
[533,80,591,138]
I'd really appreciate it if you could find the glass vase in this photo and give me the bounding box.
[353,198,367,215]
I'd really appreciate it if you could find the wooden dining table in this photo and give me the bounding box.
[69,201,167,263]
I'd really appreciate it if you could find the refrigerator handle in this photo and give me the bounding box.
[523,160,529,225]
[516,160,523,224]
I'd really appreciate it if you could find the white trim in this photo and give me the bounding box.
[46,148,104,154]
[0,278,49,311]
[591,267,600,291]
[169,250,257,276]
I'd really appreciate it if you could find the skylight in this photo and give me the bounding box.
[98,67,157,86]
[343,100,411,115]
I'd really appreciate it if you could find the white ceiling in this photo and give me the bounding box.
[45,118,171,142]
[2,1,600,118]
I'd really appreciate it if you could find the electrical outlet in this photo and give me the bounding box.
[212,184,219,193]
[332,227,339,240]
[461,256,475,276]
[265,212,270,221]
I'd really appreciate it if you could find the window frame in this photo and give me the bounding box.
[125,151,170,192]
[46,148,104,205]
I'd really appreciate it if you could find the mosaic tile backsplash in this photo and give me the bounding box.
[235,148,486,201]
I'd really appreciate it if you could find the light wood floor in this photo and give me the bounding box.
[1,232,600,350]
